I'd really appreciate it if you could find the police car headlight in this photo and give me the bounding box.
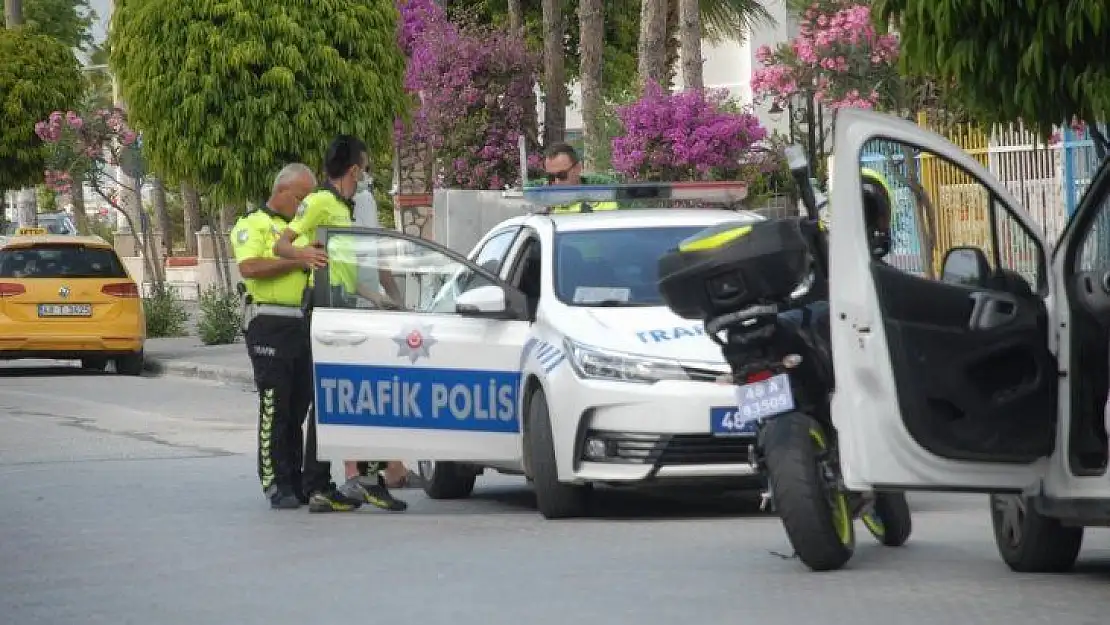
[563,338,690,384]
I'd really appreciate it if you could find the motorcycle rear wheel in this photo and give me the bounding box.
[761,411,854,572]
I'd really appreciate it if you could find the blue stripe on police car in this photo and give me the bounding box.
[315,363,521,433]
[519,337,566,374]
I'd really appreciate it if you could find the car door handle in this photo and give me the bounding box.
[314,330,369,346]
[968,292,1018,331]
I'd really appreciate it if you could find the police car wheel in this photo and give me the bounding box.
[990,494,1083,573]
[418,461,478,500]
[527,388,589,519]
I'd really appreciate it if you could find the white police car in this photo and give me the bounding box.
[307,182,767,518]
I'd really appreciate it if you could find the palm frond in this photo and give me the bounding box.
[700,0,776,44]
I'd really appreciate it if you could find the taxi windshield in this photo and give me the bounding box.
[0,245,128,279]
[554,226,710,307]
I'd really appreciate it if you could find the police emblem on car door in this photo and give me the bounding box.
[309,227,533,464]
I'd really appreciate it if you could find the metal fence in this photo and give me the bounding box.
[855,114,1108,278]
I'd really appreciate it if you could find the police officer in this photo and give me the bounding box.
[273,135,407,513]
[230,163,353,510]
[542,143,619,213]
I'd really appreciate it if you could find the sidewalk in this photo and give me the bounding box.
[143,336,255,388]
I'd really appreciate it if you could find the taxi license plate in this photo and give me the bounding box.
[711,373,795,436]
[38,304,92,317]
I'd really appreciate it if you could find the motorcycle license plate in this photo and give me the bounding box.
[712,373,795,436]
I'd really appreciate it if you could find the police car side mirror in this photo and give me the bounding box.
[456,285,509,317]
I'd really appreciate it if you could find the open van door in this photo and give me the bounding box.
[309,227,532,464]
[828,109,1056,493]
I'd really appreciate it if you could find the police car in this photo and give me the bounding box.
[306,182,769,518]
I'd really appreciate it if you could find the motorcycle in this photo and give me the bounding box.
[656,147,911,571]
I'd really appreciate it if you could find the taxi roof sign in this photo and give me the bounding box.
[521,182,748,212]
[15,226,47,235]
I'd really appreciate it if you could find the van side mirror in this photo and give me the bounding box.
[941,247,990,287]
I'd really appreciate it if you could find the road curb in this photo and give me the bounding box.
[143,357,255,388]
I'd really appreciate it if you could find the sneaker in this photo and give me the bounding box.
[343,476,408,512]
[307,487,363,513]
[269,489,301,510]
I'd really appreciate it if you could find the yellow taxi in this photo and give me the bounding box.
[0,228,146,374]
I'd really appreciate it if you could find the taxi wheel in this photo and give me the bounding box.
[418,461,477,500]
[80,358,108,371]
[115,351,144,376]
[990,494,1083,573]
[527,388,589,519]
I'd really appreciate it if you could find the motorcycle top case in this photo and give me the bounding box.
[657,217,812,320]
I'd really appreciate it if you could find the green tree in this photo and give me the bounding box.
[24,0,96,51]
[0,28,82,190]
[446,0,640,98]
[875,0,1110,154]
[109,0,408,204]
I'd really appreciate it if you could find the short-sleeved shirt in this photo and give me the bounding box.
[287,186,357,292]
[230,209,307,307]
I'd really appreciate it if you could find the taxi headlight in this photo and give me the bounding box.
[563,338,690,384]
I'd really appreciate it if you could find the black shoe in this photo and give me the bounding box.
[270,489,301,510]
[307,487,363,513]
[343,476,408,512]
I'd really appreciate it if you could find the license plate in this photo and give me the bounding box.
[711,373,795,436]
[38,304,92,317]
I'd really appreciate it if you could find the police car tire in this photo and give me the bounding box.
[761,411,854,572]
[989,494,1083,573]
[527,389,589,519]
[419,461,477,500]
[116,351,144,376]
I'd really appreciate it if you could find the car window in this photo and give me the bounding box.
[0,244,128,279]
[554,225,753,307]
[470,228,520,275]
[858,138,1045,292]
[319,230,496,313]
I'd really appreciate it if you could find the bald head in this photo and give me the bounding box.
[268,163,316,218]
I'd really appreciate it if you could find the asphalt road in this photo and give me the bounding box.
[2,362,1109,625]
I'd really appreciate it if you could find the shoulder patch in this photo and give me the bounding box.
[236,229,250,244]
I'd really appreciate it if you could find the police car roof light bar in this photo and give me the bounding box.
[521,181,748,211]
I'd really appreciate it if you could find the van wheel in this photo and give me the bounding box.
[115,351,144,376]
[990,494,1083,572]
[417,461,477,500]
[81,358,108,371]
[527,388,589,519]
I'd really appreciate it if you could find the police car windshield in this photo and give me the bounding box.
[554,226,709,307]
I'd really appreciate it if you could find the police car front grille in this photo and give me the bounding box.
[657,434,754,465]
[681,366,728,382]
[582,432,753,465]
